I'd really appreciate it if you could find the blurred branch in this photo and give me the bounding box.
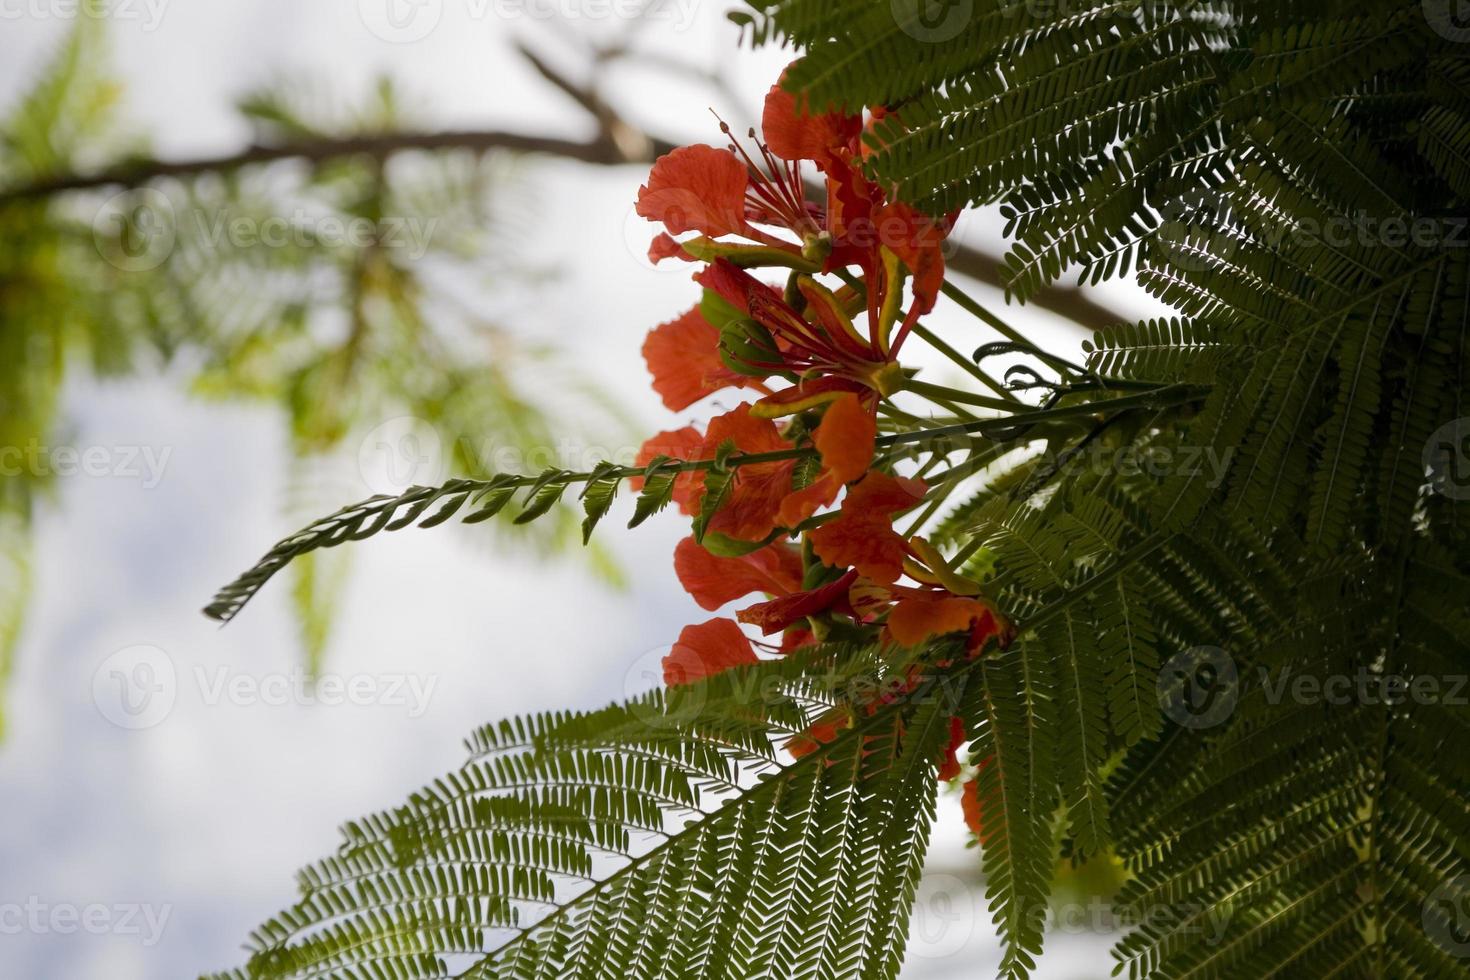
[0,128,652,200]
[943,247,1125,333]
[0,39,1125,335]
[513,38,653,163]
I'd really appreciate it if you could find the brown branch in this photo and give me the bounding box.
[0,129,647,202]
[944,245,1125,334]
[513,37,654,165]
[0,129,1119,333]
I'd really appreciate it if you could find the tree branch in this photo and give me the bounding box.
[0,129,648,200]
[943,243,1125,334]
[0,129,1121,334]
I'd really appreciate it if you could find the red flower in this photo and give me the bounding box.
[639,79,952,321]
[737,568,858,636]
[636,143,751,240]
[885,589,1000,651]
[778,392,876,527]
[674,537,803,611]
[635,68,962,422]
[642,306,756,412]
[636,109,829,267]
[758,81,953,337]
[695,405,798,542]
[809,471,927,584]
[663,618,758,687]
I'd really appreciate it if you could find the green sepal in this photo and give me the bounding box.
[680,236,820,272]
[699,287,746,331]
[718,317,784,378]
[702,529,784,558]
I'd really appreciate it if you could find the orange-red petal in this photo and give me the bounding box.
[961,753,994,841]
[786,711,851,759]
[775,473,844,531]
[674,537,804,611]
[814,392,876,482]
[962,777,987,842]
[809,471,926,584]
[737,568,858,635]
[761,81,861,170]
[642,306,748,412]
[778,392,876,526]
[648,232,694,264]
[698,405,796,541]
[663,618,758,687]
[633,427,704,515]
[636,144,750,238]
[886,593,995,648]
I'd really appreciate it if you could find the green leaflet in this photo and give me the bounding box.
[579,463,624,544]
[629,458,682,529]
[204,647,960,980]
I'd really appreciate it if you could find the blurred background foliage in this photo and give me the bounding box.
[0,21,633,734]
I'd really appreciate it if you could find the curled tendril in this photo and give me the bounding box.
[972,339,1090,393]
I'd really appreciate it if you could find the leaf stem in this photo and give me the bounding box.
[205,384,1210,623]
[902,379,1019,412]
[940,280,1041,349]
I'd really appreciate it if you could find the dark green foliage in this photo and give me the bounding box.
[733,1,1470,976]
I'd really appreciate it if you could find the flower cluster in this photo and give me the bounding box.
[634,74,1004,815]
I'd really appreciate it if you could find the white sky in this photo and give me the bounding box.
[0,2,1156,976]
